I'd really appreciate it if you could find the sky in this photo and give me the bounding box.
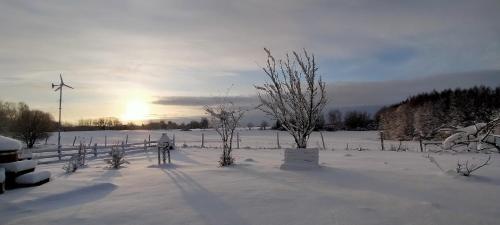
[0,0,499,123]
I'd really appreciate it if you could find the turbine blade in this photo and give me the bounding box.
[60,74,63,84]
[64,84,74,89]
[54,87,61,91]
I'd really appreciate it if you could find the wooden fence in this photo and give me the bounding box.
[32,140,159,164]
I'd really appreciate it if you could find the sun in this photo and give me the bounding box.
[122,99,150,122]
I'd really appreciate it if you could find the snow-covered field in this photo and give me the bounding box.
[43,130,423,151]
[2,148,500,225]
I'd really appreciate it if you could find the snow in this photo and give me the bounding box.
[1,147,500,225]
[0,160,37,173]
[0,168,4,183]
[0,135,22,151]
[15,171,51,184]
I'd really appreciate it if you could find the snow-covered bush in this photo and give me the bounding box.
[205,101,245,166]
[106,145,128,169]
[63,143,85,173]
[255,48,327,148]
[63,155,79,173]
[443,118,500,152]
[456,156,491,176]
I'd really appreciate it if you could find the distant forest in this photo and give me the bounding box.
[376,86,500,140]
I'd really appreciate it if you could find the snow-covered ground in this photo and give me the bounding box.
[42,130,423,151]
[1,148,500,225]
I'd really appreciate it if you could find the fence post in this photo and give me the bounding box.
[380,131,385,151]
[121,141,125,152]
[276,132,281,149]
[105,135,107,147]
[45,136,48,145]
[320,132,326,150]
[148,134,151,147]
[144,139,147,151]
[89,137,93,146]
[83,144,87,165]
[419,133,424,152]
[173,134,176,149]
[73,136,77,146]
[237,132,240,149]
[93,143,97,157]
[125,135,128,145]
[201,133,205,148]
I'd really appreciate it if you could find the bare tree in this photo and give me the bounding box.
[255,48,327,148]
[205,101,246,166]
[12,107,54,148]
[260,120,269,130]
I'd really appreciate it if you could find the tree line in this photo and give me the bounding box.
[65,117,210,131]
[0,101,55,148]
[271,109,376,131]
[376,86,500,140]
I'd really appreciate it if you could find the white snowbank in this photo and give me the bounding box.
[0,160,37,173]
[16,171,51,184]
[0,135,22,151]
[1,149,499,225]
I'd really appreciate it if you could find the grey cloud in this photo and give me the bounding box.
[153,96,259,106]
[327,70,500,107]
[154,70,500,108]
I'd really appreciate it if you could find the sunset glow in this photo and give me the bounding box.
[122,99,150,122]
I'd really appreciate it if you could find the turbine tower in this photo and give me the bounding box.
[52,74,73,160]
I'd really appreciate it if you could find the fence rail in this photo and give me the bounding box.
[33,140,159,164]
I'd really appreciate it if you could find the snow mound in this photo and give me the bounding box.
[0,160,37,173]
[0,135,22,151]
[16,171,51,184]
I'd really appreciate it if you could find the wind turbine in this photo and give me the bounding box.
[52,74,73,160]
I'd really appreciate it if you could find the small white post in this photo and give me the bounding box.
[237,132,240,149]
[201,133,205,148]
[320,132,326,150]
[173,134,176,149]
[276,132,281,149]
[105,135,107,147]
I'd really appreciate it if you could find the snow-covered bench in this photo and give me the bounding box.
[15,171,51,187]
[0,168,5,194]
[0,160,37,188]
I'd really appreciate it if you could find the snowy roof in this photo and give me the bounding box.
[158,133,171,145]
[0,135,22,151]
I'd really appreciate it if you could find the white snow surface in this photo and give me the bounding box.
[15,171,51,184]
[0,160,37,173]
[1,148,500,225]
[0,135,22,151]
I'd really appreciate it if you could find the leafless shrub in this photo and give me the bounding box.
[106,145,128,169]
[205,100,246,166]
[63,155,79,173]
[62,143,86,173]
[456,155,491,176]
[255,48,327,148]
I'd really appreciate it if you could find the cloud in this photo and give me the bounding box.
[154,70,500,108]
[1,1,500,121]
[327,70,500,107]
[152,96,259,106]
